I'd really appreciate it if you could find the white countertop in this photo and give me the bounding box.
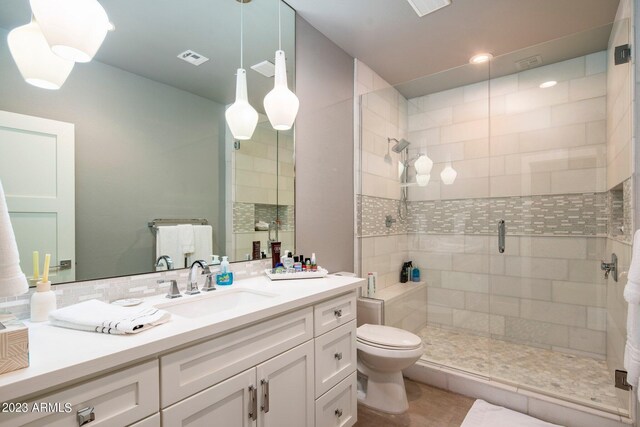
[0,274,364,401]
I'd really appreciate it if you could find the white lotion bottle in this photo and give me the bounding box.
[31,281,57,322]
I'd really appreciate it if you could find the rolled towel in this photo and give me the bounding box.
[49,299,171,335]
[0,179,28,296]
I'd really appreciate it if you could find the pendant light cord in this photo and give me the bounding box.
[278,0,281,50]
[240,0,244,69]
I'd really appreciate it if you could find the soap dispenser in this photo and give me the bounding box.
[31,280,57,322]
[220,256,229,273]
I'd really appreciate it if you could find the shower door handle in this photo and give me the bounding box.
[498,220,506,253]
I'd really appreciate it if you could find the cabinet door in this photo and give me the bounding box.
[162,368,257,427]
[256,341,314,427]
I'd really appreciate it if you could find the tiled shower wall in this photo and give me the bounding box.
[230,122,295,260]
[358,48,634,359]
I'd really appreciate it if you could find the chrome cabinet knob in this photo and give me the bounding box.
[334,352,343,361]
[334,309,342,318]
[335,408,343,417]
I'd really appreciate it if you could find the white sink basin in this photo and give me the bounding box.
[156,288,277,318]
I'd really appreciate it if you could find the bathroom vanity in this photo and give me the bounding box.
[0,275,363,427]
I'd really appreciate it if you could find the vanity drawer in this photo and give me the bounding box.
[160,307,313,407]
[315,372,357,427]
[314,292,356,336]
[129,413,160,427]
[315,320,357,397]
[2,360,159,427]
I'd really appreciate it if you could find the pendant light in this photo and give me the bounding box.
[7,19,74,90]
[440,162,457,185]
[414,153,434,175]
[225,0,259,140]
[416,174,431,187]
[263,0,299,130]
[29,0,111,63]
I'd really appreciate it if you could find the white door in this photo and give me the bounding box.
[0,110,75,283]
[162,368,257,427]
[257,341,315,427]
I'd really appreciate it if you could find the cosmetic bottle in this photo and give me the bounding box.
[367,273,376,297]
[271,242,281,268]
[412,265,421,282]
[311,253,317,271]
[31,281,57,322]
[283,251,294,269]
[252,241,261,260]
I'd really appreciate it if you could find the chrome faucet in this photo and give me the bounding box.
[155,255,174,271]
[186,260,210,295]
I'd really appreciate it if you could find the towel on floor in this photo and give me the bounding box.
[0,179,28,296]
[177,224,195,255]
[461,400,561,427]
[156,226,186,270]
[187,225,213,265]
[49,299,171,335]
[624,230,640,390]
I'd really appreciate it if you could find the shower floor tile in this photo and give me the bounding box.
[418,325,623,411]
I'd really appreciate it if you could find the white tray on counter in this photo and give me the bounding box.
[264,268,328,280]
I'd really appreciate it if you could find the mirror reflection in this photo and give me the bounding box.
[0,0,296,284]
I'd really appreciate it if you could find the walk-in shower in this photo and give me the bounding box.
[356,3,634,419]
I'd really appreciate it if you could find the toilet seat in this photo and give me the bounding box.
[357,324,422,350]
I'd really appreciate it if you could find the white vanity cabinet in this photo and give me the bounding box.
[162,341,315,427]
[1,285,361,427]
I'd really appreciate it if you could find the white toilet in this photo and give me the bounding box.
[356,323,424,414]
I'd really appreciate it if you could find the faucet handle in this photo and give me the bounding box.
[164,280,182,299]
[202,273,216,292]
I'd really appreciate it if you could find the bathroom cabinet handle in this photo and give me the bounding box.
[498,220,506,253]
[334,309,342,318]
[261,379,270,413]
[248,385,257,421]
[335,408,343,417]
[77,406,95,426]
[334,352,343,361]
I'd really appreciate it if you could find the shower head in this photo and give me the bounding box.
[388,138,411,153]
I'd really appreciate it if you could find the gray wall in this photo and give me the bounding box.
[295,16,355,272]
[0,28,226,281]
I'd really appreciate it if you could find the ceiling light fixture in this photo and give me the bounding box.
[414,153,434,175]
[440,162,457,185]
[469,53,493,65]
[29,0,112,63]
[539,80,557,89]
[7,19,74,90]
[263,0,299,131]
[416,174,431,187]
[225,0,259,140]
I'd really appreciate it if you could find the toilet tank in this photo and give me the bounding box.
[357,297,384,327]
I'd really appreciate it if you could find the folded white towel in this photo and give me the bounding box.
[461,400,560,427]
[187,225,213,266]
[156,226,186,270]
[0,179,28,296]
[49,299,171,335]
[178,224,195,254]
[625,341,640,388]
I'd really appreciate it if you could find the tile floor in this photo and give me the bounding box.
[355,379,475,427]
[418,325,623,410]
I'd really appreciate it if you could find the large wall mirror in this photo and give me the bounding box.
[0,0,296,285]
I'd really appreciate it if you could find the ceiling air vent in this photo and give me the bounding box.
[177,50,209,66]
[251,60,275,77]
[406,0,451,17]
[515,55,542,71]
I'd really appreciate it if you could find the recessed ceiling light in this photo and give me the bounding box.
[406,0,451,17]
[539,80,557,89]
[469,53,493,64]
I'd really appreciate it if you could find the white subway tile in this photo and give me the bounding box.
[505,81,569,114]
[551,97,606,127]
[517,56,585,90]
[569,73,606,101]
[585,51,607,76]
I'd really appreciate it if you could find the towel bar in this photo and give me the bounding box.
[148,218,209,229]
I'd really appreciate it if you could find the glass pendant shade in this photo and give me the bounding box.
[416,174,431,187]
[414,154,434,175]
[226,69,258,140]
[264,50,299,130]
[7,20,74,90]
[30,0,111,63]
[441,163,457,185]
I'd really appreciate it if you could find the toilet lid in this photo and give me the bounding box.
[357,324,422,349]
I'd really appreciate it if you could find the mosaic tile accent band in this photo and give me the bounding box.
[233,203,294,233]
[358,183,633,237]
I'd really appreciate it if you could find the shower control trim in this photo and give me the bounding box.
[601,253,618,282]
[498,220,506,253]
[385,215,397,228]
